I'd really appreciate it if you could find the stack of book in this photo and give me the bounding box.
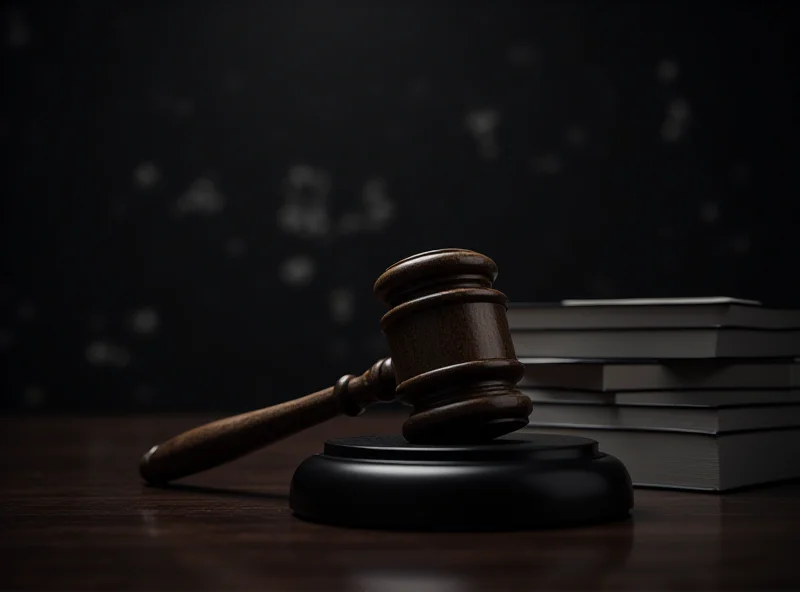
[507,298,800,491]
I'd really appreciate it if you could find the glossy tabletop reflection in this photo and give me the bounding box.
[2,413,799,590]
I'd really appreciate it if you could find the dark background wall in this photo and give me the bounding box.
[1,1,797,412]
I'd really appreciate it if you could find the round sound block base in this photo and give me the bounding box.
[289,433,633,531]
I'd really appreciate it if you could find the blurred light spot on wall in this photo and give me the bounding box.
[277,164,331,237]
[175,178,226,215]
[362,177,395,230]
[507,42,539,67]
[280,255,315,286]
[465,108,501,159]
[86,341,131,368]
[657,59,680,83]
[660,98,691,142]
[563,125,587,149]
[699,202,719,223]
[530,154,564,175]
[133,162,160,190]
[329,288,355,324]
[130,307,160,335]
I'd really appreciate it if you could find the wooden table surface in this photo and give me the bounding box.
[2,413,799,591]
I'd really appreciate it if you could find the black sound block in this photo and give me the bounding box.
[289,433,633,531]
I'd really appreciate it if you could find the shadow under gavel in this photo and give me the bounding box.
[139,249,534,486]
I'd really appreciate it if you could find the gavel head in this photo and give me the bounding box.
[373,248,532,444]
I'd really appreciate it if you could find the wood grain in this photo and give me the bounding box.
[138,248,535,484]
[2,414,800,591]
[139,358,396,484]
[373,248,532,442]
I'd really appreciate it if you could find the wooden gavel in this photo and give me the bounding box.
[139,249,533,485]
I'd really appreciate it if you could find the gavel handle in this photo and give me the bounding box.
[139,358,396,485]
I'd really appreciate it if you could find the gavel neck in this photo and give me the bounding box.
[334,357,397,417]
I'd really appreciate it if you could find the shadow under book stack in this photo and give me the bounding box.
[507,298,800,492]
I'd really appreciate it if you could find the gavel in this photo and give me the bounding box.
[139,248,533,485]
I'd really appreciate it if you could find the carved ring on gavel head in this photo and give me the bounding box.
[374,248,532,442]
[138,248,532,485]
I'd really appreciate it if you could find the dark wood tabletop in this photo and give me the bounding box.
[2,412,799,591]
